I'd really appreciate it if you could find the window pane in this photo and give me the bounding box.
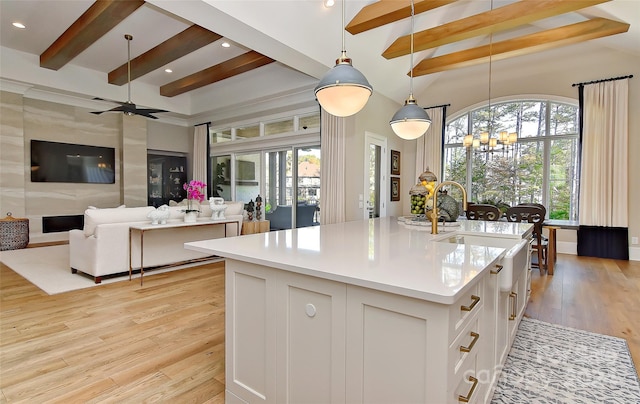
[235,153,260,204]
[513,140,544,204]
[445,115,468,144]
[236,124,260,139]
[549,102,579,136]
[300,114,320,130]
[265,118,294,136]
[443,146,467,185]
[211,155,231,200]
[211,128,231,143]
[549,138,579,220]
[265,149,293,217]
[297,147,320,227]
[476,154,517,206]
[519,101,546,138]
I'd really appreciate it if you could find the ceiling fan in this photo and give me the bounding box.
[91,34,168,119]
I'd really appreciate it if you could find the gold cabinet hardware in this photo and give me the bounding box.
[460,332,480,353]
[458,375,478,403]
[509,291,518,320]
[490,264,503,274]
[461,295,480,312]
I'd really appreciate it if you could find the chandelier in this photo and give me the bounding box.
[463,130,518,154]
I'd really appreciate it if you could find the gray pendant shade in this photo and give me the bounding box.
[315,54,373,117]
[390,97,431,140]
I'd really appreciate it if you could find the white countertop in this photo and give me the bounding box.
[185,217,532,304]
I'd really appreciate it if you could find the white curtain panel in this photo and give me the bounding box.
[578,79,629,227]
[193,124,209,196]
[415,107,444,181]
[319,109,346,225]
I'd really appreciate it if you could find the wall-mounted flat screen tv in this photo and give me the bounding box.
[31,140,116,184]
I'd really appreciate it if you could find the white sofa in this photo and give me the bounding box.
[69,201,244,283]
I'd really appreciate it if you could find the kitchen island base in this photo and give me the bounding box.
[224,257,526,404]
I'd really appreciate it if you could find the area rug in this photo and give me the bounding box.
[492,317,640,403]
[0,245,221,295]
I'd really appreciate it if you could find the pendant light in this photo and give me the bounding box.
[390,0,431,140]
[315,0,372,117]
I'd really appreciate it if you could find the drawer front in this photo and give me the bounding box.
[448,314,481,379]
[449,280,483,339]
[450,351,485,404]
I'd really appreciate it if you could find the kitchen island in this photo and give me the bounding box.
[185,217,533,404]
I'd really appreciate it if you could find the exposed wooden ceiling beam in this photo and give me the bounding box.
[108,25,222,85]
[160,51,275,97]
[345,0,457,35]
[40,0,144,70]
[383,0,611,59]
[412,18,629,76]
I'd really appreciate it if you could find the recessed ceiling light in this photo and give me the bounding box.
[221,42,230,48]
[165,68,173,73]
[324,0,335,8]
[12,22,26,29]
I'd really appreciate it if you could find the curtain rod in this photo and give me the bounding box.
[194,121,211,127]
[572,74,633,87]
[423,103,450,110]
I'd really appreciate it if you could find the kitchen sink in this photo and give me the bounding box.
[433,233,530,291]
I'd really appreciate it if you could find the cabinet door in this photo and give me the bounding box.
[346,285,449,404]
[225,260,277,403]
[481,262,502,399]
[496,290,511,367]
[275,272,346,404]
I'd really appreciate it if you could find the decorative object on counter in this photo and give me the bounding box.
[435,190,460,222]
[409,184,428,215]
[147,205,170,225]
[246,199,255,221]
[0,212,29,251]
[255,195,263,221]
[409,167,438,219]
[182,180,206,222]
[208,197,228,221]
[429,181,467,234]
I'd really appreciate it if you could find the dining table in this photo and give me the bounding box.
[543,219,579,275]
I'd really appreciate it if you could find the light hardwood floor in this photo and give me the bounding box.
[1,253,639,402]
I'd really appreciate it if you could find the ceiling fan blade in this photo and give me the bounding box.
[133,111,161,119]
[135,108,169,114]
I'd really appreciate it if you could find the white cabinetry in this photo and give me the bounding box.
[226,259,492,404]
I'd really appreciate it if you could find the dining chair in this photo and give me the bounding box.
[517,203,549,242]
[466,204,501,221]
[505,205,548,275]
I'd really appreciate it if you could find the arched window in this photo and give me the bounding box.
[443,99,579,220]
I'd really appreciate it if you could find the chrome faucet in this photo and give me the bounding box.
[429,181,468,234]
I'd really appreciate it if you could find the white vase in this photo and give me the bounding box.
[184,211,198,223]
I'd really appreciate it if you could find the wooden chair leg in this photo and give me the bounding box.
[537,248,545,275]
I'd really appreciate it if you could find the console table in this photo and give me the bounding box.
[129,219,239,286]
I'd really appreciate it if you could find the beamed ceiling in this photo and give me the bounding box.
[0,0,635,120]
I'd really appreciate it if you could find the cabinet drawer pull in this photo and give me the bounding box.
[458,375,478,403]
[459,332,480,353]
[490,264,503,274]
[461,295,480,312]
[509,292,518,320]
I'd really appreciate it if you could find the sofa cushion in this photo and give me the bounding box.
[84,206,154,236]
[225,201,244,216]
